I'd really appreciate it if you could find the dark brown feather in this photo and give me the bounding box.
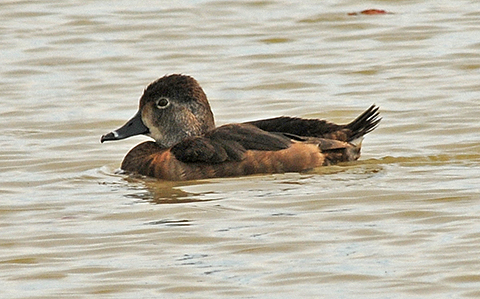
[246,117,342,139]
[170,123,291,163]
[246,104,381,142]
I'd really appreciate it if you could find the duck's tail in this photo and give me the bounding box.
[345,104,381,142]
[319,105,380,165]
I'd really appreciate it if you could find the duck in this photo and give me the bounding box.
[101,74,381,181]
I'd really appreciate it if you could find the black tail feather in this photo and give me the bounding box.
[346,104,381,141]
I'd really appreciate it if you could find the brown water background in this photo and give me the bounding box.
[1,0,480,298]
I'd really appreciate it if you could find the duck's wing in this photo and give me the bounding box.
[246,104,381,142]
[170,124,291,163]
[246,117,342,139]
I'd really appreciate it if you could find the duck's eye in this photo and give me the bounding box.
[155,97,170,109]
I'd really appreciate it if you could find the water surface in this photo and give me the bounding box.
[1,0,480,298]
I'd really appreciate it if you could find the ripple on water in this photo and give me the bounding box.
[1,0,480,298]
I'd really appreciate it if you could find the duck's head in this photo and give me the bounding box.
[101,74,215,148]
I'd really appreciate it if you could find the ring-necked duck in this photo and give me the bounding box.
[101,74,380,180]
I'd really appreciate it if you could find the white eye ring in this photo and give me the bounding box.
[156,97,170,109]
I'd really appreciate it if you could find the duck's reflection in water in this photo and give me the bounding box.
[123,176,216,204]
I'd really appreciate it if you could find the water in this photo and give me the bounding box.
[1,0,480,298]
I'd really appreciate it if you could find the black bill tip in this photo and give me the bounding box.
[100,132,116,143]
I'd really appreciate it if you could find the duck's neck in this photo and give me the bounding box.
[152,119,215,149]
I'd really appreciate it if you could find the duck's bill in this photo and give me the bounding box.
[101,110,149,143]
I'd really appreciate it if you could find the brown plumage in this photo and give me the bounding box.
[101,74,381,181]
